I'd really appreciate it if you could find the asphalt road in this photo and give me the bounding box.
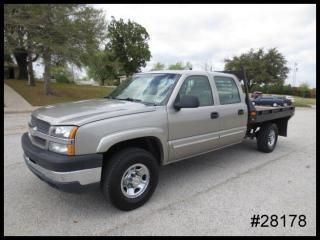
[4,107,316,236]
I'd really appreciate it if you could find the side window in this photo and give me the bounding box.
[178,75,214,106]
[214,76,241,105]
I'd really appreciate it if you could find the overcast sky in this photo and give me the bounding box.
[93,4,316,87]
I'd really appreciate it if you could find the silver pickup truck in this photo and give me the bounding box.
[21,70,295,210]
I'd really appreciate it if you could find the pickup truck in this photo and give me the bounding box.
[21,69,295,211]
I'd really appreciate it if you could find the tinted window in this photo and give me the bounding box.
[214,76,241,105]
[178,75,214,106]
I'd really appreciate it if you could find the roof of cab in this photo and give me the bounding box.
[140,70,239,79]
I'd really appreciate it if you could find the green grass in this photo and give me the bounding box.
[5,79,115,106]
[293,96,316,108]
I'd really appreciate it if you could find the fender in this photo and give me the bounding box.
[96,127,168,164]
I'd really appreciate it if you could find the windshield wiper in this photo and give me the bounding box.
[108,97,159,106]
[116,97,142,102]
[104,95,114,99]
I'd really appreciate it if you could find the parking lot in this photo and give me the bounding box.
[4,107,316,236]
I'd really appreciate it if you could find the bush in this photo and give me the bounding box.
[250,83,314,98]
[55,74,71,84]
[310,88,316,98]
[51,66,73,84]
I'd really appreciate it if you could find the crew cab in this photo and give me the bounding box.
[21,70,295,210]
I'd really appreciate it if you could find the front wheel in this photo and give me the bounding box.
[101,148,159,211]
[256,123,278,153]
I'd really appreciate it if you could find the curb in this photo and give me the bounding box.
[4,107,40,114]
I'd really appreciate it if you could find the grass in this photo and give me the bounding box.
[5,79,115,106]
[293,96,316,108]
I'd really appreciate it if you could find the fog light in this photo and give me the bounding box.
[49,142,68,155]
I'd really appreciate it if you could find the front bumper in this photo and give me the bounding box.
[21,132,103,193]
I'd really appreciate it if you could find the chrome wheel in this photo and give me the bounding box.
[121,163,150,198]
[267,129,276,147]
[273,103,278,107]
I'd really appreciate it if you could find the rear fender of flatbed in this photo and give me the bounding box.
[247,105,295,137]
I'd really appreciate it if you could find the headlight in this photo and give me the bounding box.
[50,126,78,139]
[49,126,78,155]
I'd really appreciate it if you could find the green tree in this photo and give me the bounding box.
[107,17,151,76]
[224,48,289,91]
[151,62,165,71]
[5,4,107,95]
[87,48,123,86]
[4,4,42,84]
[168,61,192,70]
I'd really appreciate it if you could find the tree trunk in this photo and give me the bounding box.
[43,49,52,95]
[13,48,28,80]
[27,51,35,86]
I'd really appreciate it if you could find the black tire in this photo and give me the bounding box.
[101,148,159,211]
[256,123,278,153]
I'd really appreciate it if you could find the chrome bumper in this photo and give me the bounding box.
[24,154,101,186]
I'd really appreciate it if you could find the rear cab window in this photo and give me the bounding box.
[214,76,241,105]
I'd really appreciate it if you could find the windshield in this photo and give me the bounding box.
[108,73,181,105]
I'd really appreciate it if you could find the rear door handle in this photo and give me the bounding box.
[211,112,219,119]
[238,109,244,115]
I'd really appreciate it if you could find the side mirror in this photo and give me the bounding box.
[174,95,200,110]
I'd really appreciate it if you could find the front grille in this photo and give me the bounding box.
[31,116,50,134]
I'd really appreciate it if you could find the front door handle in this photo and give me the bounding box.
[238,109,244,115]
[211,112,219,119]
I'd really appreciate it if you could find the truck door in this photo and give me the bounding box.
[213,76,247,147]
[167,75,220,161]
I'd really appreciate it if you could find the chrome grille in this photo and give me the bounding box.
[31,116,50,134]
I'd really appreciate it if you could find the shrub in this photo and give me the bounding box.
[51,66,73,84]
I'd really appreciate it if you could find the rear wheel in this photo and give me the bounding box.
[101,148,159,211]
[256,123,278,153]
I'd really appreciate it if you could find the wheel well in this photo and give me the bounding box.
[248,117,290,138]
[102,137,163,166]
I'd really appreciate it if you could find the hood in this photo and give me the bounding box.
[32,99,156,126]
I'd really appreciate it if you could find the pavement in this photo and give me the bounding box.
[4,83,39,113]
[4,107,316,236]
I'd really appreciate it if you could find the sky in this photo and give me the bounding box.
[34,4,316,87]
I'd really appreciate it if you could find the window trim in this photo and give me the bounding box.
[214,76,241,105]
[175,75,214,107]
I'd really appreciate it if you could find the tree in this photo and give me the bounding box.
[107,17,151,76]
[87,48,123,86]
[4,4,41,83]
[168,61,193,70]
[224,48,289,91]
[151,62,165,71]
[5,4,107,95]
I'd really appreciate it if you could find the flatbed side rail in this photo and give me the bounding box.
[253,106,295,123]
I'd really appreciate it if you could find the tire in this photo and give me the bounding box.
[256,123,278,153]
[101,148,159,211]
